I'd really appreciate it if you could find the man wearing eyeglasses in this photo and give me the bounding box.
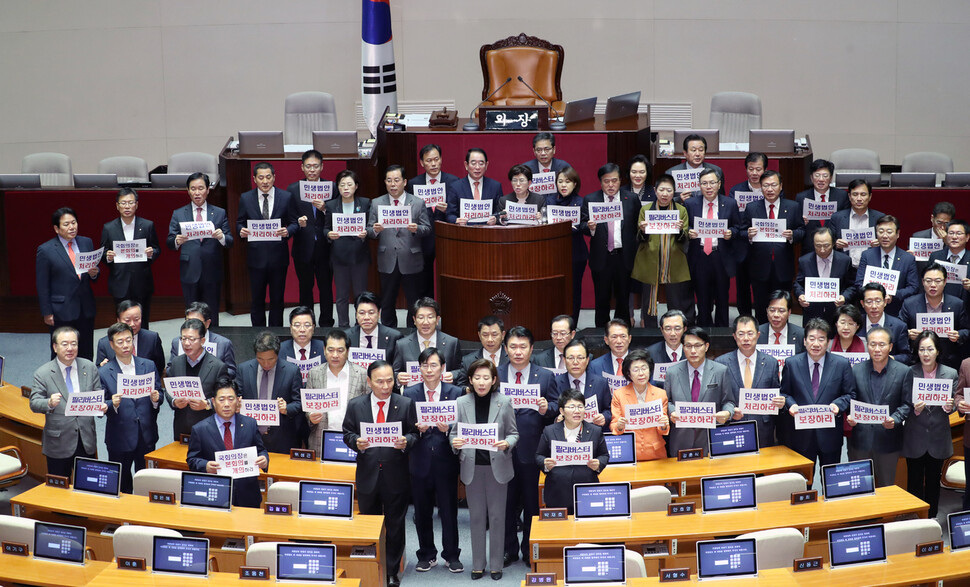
[646,310,688,387]
[165,318,229,440]
[899,262,970,369]
[287,150,335,328]
[589,319,634,378]
[928,219,970,300]
[795,159,849,251]
[794,227,853,325]
[553,339,612,428]
[860,283,911,364]
[534,314,575,370]
[521,132,571,174]
[100,188,161,326]
[854,215,919,317]
[757,290,806,354]
[908,201,954,277]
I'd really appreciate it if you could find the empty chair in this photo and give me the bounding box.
[708,92,762,144]
[22,152,72,186]
[902,152,953,174]
[113,525,182,567]
[132,468,181,497]
[737,528,804,570]
[755,472,807,504]
[284,92,337,144]
[266,480,299,508]
[98,156,149,184]
[0,514,36,550]
[0,445,28,489]
[168,151,219,186]
[941,456,965,490]
[884,519,942,556]
[630,485,672,512]
[246,541,283,575]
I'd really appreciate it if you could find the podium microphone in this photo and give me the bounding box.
[463,77,513,131]
[517,76,566,131]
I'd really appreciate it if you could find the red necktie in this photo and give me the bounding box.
[300,349,307,361]
[515,372,523,384]
[543,168,550,173]
[671,351,677,362]
[819,194,826,226]
[473,181,481,200]
[376,400,386,423]
[704,202,715,255]
[774,332,782,344]
[691,370,701,402]
[429,178,436,184]
[393,199,399,207]
[616,357,623,374]
[768,203,775,219]
[427,390,435,402]
[196,206,203,222]
[67,242,80,280]
[223,422,233,450]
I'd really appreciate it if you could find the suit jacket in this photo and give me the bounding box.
[168,331,236,379]
[742,198,805,282]
[952,360,970,449]
[407,171,460,194]
[346,325,402,367]
[445,176,504,223]
[588,352,626,379]
[758,323,806,355]
[30,358,103,458]
[279,338,325,363]
[545,191,589,264]
[535,421,609,511]
[97,328,165,376]
[715,350,781,447]
[522,158,570,174]
[781,352,857,453]
[165,351,229,440]
[554,372,614,428]
[451,391,518,484]
[407,171,458,256]
[793,250,854,323]
[305,361,368,450]
[99,356,162,454]
[236,187,298,269]
[928,247,970,301]
[830,208,886,267]
[898,294,970,368]
[609,383,668,460]
[902,363,957,460]
[286,180,329,264]
[498,363,560,464]
[392,330,462,383]
[854,247,919,315]
[848,359,912,453]
[581,189,641,270]
[366,192,431,274]
[186,414,268,508]
[667,161,724,199]
[100,216,160,299]
[35,236,97,321]
[235,358,303,453]
[323,197,371,265]
[645,342,684,387]
[795,187,850,250]
[457,347,507,387]
[533,347,562,370]
[342,392,418,495]
[166,202,232,285]
[684,195,741,278]
[865,314,912,364]
[664,360,738,455]
[402,381,462,478]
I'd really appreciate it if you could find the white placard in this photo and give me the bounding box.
[531,171,557,196]
[505,202,538,225]
[299,180,333,203]
[752,218,786,242]
[916,312,954,335]
[455,422,498,451]
[739,388,781,416]
[117,373,154,399]
[214,446,259,478]
[164,376,205,401]
[912,378,952,407]
[588,201,623,224]
[64,390,105,416]
[583,395,600,423]
[936,260,968,284]
[349,347,385,369]
[285,355,321,384]
[793,404,835,429]
[179,221,214,241]
[551,440,593,466]
[414,184,446,208]
[501,383,541,411]
[672,168,701,193]
[240,399,280,427]
[247,219,281,241]
[850,399,889,424]
[415,400,457,425]
[361,421,403,448]
[300,388,340,413]
[804,277,840,303]
[653,362,676,382]
[74,247,104,274]
[734,191,763,212]
[112,239,147,263]
[332,213,366,236]
[909,237,944,261]
[546,205,580,227]
[693,218,727,239]
[674,401,717,428]
[601,372,629,391]
[756,344,795,378]
[642,210,681,234]
[378,205,411,228]
[625,399,665,430]
[862,266,900,296]
[404,361,422,385]
[460,199,493,223]
[831,352,869,366]
[841,228,875,250]
[802,199,838,221]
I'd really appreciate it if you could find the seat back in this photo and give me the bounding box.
[630,485,672,512]
[168,152,219,186]
[479,34,564,114]
[113,525,182,567]
[708,92,762,143]
[831,148,881,173]
[266,481,299,509]
[98,156,149,183]
[884,519,942,556]
[0,514,36,550]
[246,541,282,575]
[625,547,647,578]
[284,92,337,144]
[132,468,182,497]
[22,152,72,186]
[755,472,807,504]
[737,527,804,570]
[901,151,953,185]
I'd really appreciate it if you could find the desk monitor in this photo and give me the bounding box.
[749,129,795,153]
[574,482,632,520]
[238,131,285,157]
[890,172,937,187]
[152,536,209,577]
[299,481,354,519]
[602,432,635,465]
[312,131,358,157]
[277,543,337,583]
[563,96,597,125]
[948,510,970,551]
[0,174,42,189]
[72,457,121,498]
[835,171,880,188]
[708,420,759,458]
[700,474,757,513]
[828,524,886,568]
[696,537,758,580]
[72,174,118,188]
[563,545,626,586]
[322,430,357,463]
[821,459,875,501]
[33,521,86,565]
[673,129,720,155]
[180,471,232,511]
[604,91,641,122]
[945,172,970,187]
[150,173,191,188]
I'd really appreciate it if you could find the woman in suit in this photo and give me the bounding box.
[498,164,545,223]
[624,154,655,204]
[609,349,669,461]
[450,359,518,581]
[904,331,958,518]
[324,170,371,327]
[535,388,609,513]
[830,304,866,352]
[548,167,588,325]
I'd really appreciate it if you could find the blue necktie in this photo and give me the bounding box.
[65,366,75,396]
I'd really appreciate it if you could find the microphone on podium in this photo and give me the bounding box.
[517,76,566,131]
[463,77,513,131]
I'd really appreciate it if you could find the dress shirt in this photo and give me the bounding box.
[259,190,275,218]
[606,194,622,250]
[418,333,437,351]
[880,247,898,269]
[186,352,204,368]
[213,413,236,448]
[121,218,135,242]
[326,365,350,431]
[815,189,831,200]
[666,344,683,361]
[563,424,580,443]
[816,253,833,278]
[736,351,757,380]
[369,392,391,424]
[117,357,136,377]
[807,354,827,381]
[293,342,312,361]
[176,202,227,248]
[57,235,76,258]
[570,373,587,392]
[507,363,532,384]
[257,365,276,400]
[946,249,965,264]
[848,210,871,266]
[466,177,481,199]
[924,296,944,313]
[57,359,80,395]
[341,200,355,214]
[866,314,886,332]
[690,363,705,385]
[423,382,440,402]
[768,325,789,344]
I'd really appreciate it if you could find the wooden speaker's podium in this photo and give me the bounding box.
[435,220,572,341]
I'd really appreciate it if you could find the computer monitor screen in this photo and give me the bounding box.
[890,172,936,187]
[562,97,597,125]
[573,482,631,520]
[312,131,358,157]
[821,460,875,500]
[238,131,284,157]
[708,421,759,458]
[700,474,757,513]
[72,457,121,497]
[277,543,337,583]
[945,172,970,187]
[604,91,641,122]
[696,538,758,580]
[562,545,626,586]
[322,430,357,463]
[298,481,354,519]
[152,536,209,576]
[748,129,795,153]
[150,173,191,188]
[0,174,42,189]
[828,524,886,568]
[33,522,86,565]
[948,510,970,551]
[180,471,232,510]
[72,174,118,188]
[602,433,635,465]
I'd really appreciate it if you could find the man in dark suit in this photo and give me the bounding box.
[646,310,688,386]
[860,283,912,363]
[582,163,640,327]
[237,162,299,327]
[36,207,99,360]
[717,316,784,447]
[728,152,767,198]
[445,148,504,224]
[899,262,970,369]
[728,152,769,317]
[928,218,970,302]
[186,378,269,508]
[794,227,854,325]
[280,306,324,387]
[402,348,464,573]
[100,188,161,326]
[286,150,334,327]
[407,144,459,299]
[166,318,229,440]
[795,159,850,250]
[757,290,806,354]
[533,314,575,370]
[167,302,236,379]
[98,322,162,493]
[742,170,805,324]
[831,178,885,270]
[667,134,724,202]
[457,315,507,387]
[854,215,919,316]
[96,301,165,376]
[555,340,613,428]
[588,319,633,378]
[498,326,559,566]
[908,201,953,277]
[392,297,462,386]
[782,318,857,476]
[346,291,402,368]
[235,331,303,454]
[343,360,418,587]
[521,132,571,174]
[166,172,232,326]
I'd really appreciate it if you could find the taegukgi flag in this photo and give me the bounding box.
[361,0,398,136]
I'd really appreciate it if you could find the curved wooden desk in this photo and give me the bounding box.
[0,553,109,587]
[88,566,361,586]
[0,382,46,479]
